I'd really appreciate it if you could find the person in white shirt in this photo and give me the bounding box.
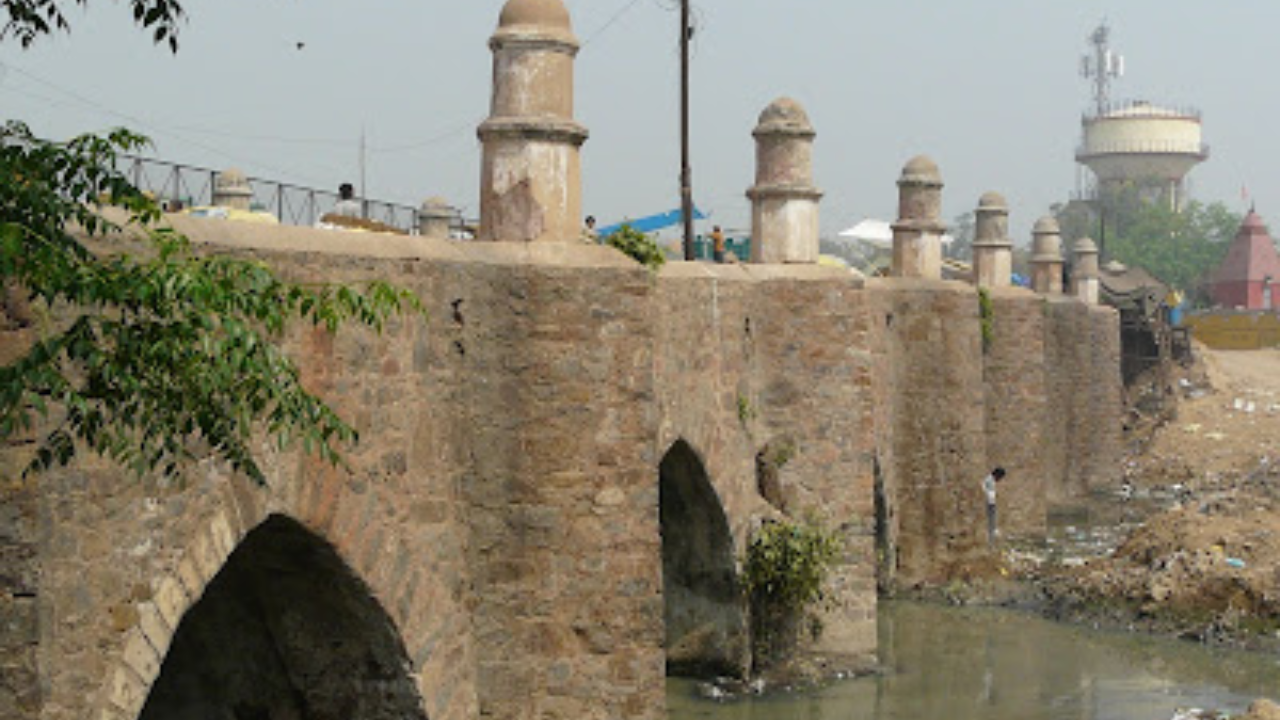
[332,182,363,218]
[982,467,1007,545]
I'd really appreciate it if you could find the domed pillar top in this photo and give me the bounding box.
[748,97,822,264]
[1030,216,1065,295]
[213,168,253,211]
[891,155,945,279]
[972,191,1013,288]
[418,196,454,240]
[478,0,588,243]
[495,0,576,43]
[1072,236,1101,304]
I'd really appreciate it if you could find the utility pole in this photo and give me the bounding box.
[359,126,368,219]
[679,0,694,260]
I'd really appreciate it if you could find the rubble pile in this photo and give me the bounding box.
[1026,348,1280,647]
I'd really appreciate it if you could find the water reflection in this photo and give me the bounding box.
[669,602,1280,720]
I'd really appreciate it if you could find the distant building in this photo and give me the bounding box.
[1210,211,1280,310]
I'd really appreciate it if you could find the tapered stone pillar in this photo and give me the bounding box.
[1072,237,1100,304]
[419,197,453,240]
[892,156,945,279]
[747,97,822,264]
[212,169,253,211]
[477,0,588,243]
[971,192,1013,288]
[1030,216,1065,295]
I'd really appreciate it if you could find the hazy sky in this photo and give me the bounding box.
[1,1,1273,241]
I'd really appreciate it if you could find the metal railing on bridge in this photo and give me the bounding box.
[115,154,471,235]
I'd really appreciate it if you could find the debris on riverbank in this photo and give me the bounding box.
[1019,347,1280,649]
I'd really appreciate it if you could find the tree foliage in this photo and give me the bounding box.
[1,123,423,483]
[2,0,184,50]
[1057,188,1241,303]
[1108,195,1238,302]
[946,211,974,262]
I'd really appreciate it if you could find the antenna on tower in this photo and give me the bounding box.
[1081,20,1124,115]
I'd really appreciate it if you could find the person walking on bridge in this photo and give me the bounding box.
[982,467,1007,545]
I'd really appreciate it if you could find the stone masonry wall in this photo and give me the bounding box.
[653,264,880,663]
[1042,299,1122,502]
[0,323,38,720]
[11,220,671,720]
[982,288,1050,538]
[1083,305,1124,490]
[456,252,664,720]
[871,279,990,590]
[749,273,879,656]
[0,435,38,720]
[18,237,482,720]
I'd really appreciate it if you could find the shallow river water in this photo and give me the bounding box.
[669,602,1280,720]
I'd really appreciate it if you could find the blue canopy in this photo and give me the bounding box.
[598,207,707,237]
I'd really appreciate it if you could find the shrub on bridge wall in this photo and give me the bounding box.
[743,517,841,671]
[606,224,666,271]
[979,287,995,353]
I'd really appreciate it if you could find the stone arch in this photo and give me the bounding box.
[659,439,750,678]
[104,513,427,720]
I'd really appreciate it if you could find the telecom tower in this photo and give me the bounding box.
[1081,23,1124,115]
[1074,22,1207,211]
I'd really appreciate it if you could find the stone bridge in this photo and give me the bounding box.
[0,1,1122,719]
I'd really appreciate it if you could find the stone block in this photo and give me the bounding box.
[135,602,171,659]
[120,629,160,684]
[105,666,147,716]
[152,575,188,631]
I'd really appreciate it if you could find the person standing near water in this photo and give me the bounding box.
[983,467,1006,545]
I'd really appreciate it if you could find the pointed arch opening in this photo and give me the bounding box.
[659,440,749,678]
[138,514,426,720]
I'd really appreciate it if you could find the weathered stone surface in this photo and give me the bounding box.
[1,204,1121,720]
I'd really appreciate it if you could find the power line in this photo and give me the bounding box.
[367,120,478,154]
[0,59,477,180]
[0,59,337,186]
[582,0,648,48]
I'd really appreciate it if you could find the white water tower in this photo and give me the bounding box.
[1075,23,1208,210]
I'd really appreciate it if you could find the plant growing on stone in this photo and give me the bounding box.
[742,517,841,669]
[737,394,756,425]
[606,223,666,271]
[978,287,995,353]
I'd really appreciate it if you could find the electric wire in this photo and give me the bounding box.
[581,0,648,49]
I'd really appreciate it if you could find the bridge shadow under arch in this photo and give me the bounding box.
[659,440,750,678]
[138,514,426,720]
